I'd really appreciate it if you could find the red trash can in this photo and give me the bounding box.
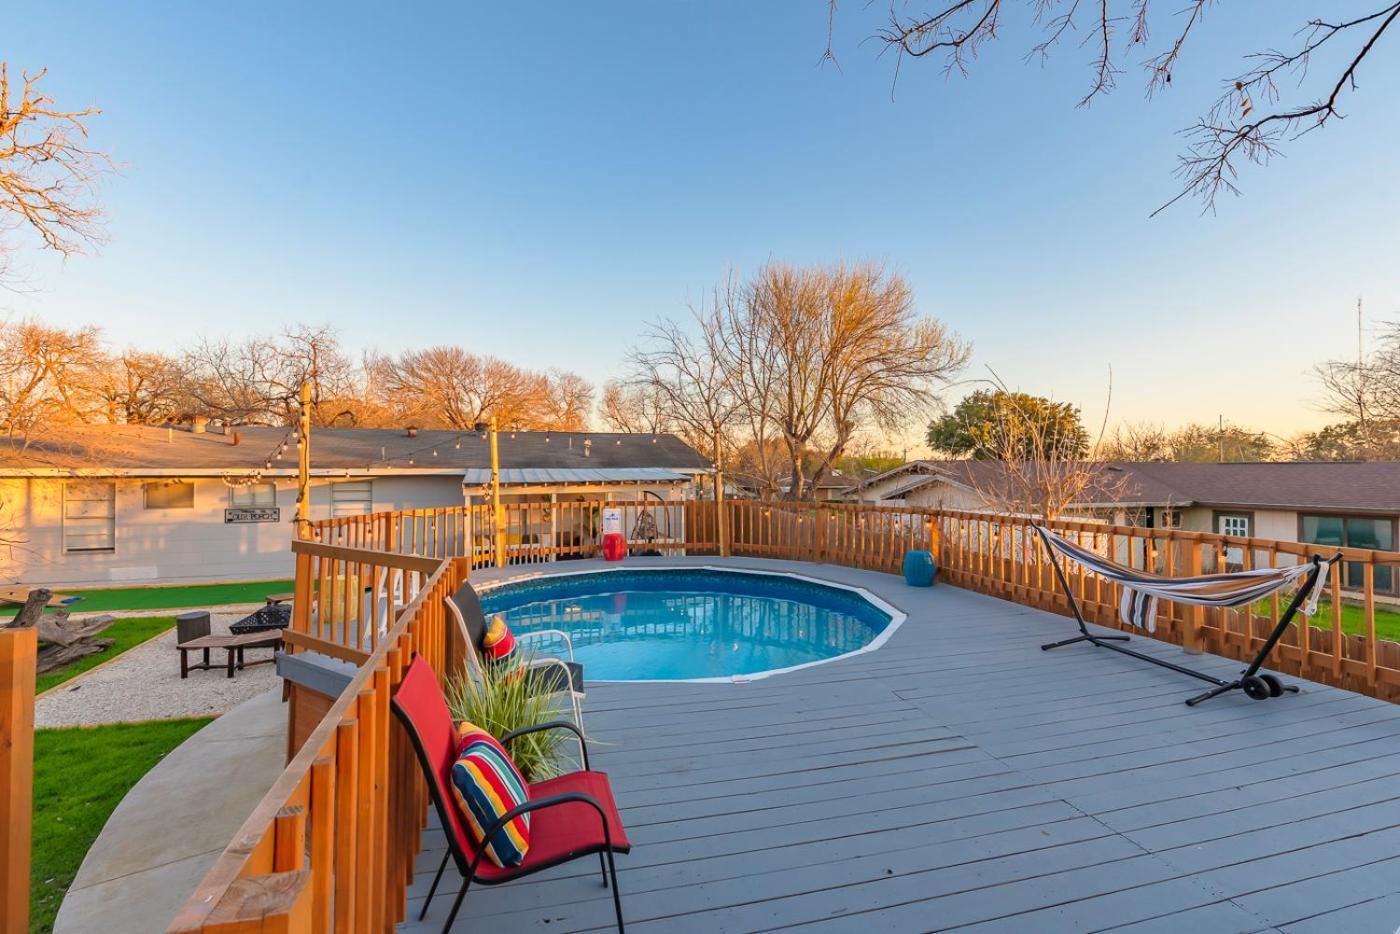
[601,531,627,562]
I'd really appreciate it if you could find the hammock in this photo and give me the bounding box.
[1035,526,1328,633]
[1031,524,1340,707]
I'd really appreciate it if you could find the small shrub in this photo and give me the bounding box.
[444,655,571,784]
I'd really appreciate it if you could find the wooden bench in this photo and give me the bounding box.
[178,631,283,679]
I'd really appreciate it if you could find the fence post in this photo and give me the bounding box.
[1183,539,1204,654]
[1,625,37,934]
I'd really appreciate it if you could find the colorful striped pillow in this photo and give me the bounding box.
[449,722,531,868]
[481,616,518,666]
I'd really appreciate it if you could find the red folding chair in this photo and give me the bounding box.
[391,654,630,933]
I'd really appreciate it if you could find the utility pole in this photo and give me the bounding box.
[490,416,506,568]
[296,381,311,538]
[1217,414,1224,464]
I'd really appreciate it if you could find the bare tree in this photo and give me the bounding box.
[1100,422,1171,461]
[627,282,745,475]
[830,2,1400,213]
[743,262,968,499]
[624,262,967,501]
[0,318,106,444]
[0,64,108,282]
[369,346,591,431]
[543,370,596,431]
[94,350,191,424]
[600,380,672,434]
[183,324,360,426]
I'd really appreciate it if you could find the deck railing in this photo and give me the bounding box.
[161,496,1400,932]
[168,542,468,934]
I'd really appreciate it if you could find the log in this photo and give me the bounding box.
[35,613,114,648]
[25,612,119,675]
[37,638,114,674]
[10,589,50,628]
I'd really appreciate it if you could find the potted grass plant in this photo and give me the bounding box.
[444,653,573,784]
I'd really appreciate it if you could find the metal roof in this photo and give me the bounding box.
[460,467,690,485]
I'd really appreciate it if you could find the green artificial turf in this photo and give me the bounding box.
[1,579,294,617]
[33,617,179,696]
[29,717,213,934]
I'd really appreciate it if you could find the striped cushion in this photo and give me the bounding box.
[482,616,517,666]
[449,722,531,868]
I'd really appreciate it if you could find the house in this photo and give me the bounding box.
[0,424,710,587]
[852,459,1400,595]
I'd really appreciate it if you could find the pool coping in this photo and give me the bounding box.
[472,563,909,684]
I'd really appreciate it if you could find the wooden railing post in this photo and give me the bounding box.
[1182,538,1205,654]
[1,625,37,934]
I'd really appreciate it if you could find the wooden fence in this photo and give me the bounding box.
[167,543,468,934]
[310,500,720,566]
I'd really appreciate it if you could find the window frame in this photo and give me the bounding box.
[63,480,117,554]
[143,479,195,510]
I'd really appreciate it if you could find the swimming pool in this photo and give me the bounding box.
[478,567,904,681]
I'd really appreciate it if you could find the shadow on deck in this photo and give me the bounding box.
[399,557,1400,934]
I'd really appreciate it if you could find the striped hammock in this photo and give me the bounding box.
[1034,526,1327,633]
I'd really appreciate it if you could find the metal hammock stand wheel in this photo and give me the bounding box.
[1033,526,1343,707]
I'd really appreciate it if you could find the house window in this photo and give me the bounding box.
[1218,514,1250,538]
[1159,509,1182,529]
[64,481,116,553]
[1300,514,1396,593]
[330,480,372,517]
[230,482,277,508]
[143,480,194,509]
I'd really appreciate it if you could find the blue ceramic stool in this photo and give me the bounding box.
[903,550,936,587]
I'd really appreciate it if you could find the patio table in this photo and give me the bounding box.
[178,631,283,678]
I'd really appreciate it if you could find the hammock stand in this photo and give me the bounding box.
[1033,525,1341,707]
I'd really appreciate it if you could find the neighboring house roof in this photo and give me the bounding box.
[461,467,690,485]
[855,459,1400,515]
[0,425,712,478]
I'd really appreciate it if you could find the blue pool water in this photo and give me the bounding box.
[479,568,895,680]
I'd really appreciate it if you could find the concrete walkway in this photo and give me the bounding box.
[53,688,286,934]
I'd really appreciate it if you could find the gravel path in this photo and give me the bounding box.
[35,611,281,728]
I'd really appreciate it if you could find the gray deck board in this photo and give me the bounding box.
[398,557,1400,933]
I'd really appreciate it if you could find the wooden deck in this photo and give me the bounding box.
[400,557,1400,933]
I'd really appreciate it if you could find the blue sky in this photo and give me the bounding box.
[7,1,1400,446]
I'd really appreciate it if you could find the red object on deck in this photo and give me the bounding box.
[601,532,627,562]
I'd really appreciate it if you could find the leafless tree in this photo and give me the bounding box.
[832,1,1400,213]
[600,380,672,434]
[542,370,596,431]
[0,64,109,283]
[1099,421,1170,462]
[93,350,192,425]
[369,346,592,431]
[0,318,105,444]
[742,262,968,499]
[624,262,967,501]
[183,324,360,426]
[627,282,745,476]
